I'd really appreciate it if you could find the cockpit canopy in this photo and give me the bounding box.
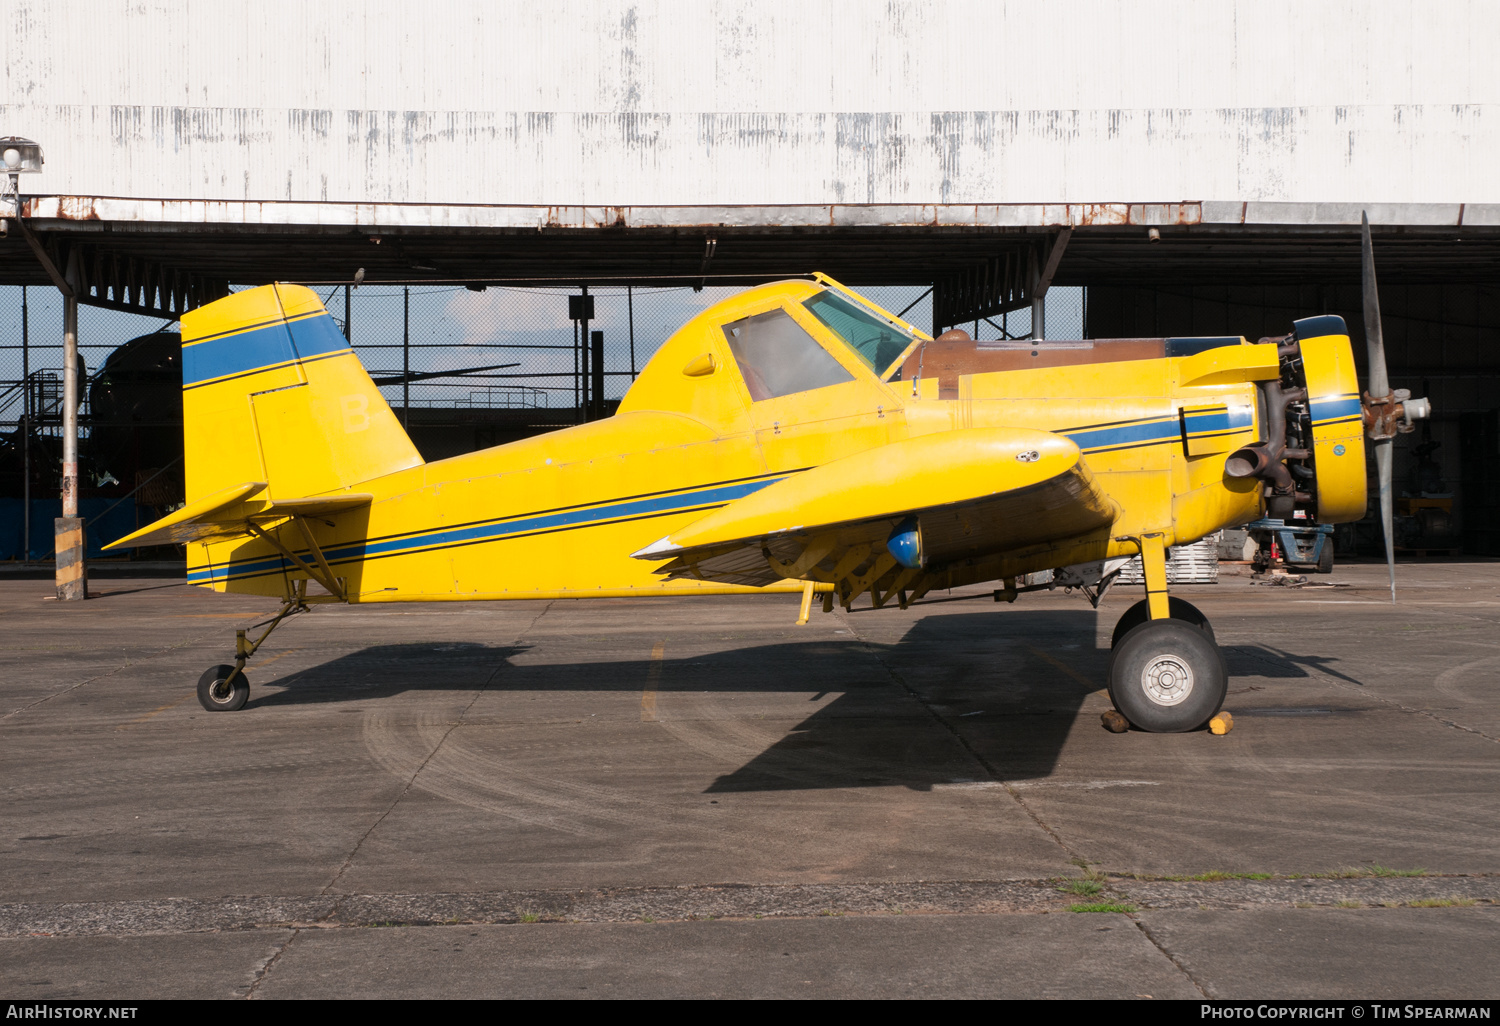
[617,278,922,427]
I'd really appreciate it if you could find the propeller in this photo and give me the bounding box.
[1360,211,1431,603]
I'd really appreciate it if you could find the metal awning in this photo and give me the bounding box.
[3,199,1497,321]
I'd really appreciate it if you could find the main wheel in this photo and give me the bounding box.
[1110,597,1215,648]
[197,664,249,712]
[1107,620,1227,733]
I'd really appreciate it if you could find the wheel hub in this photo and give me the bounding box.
[1140,654,1195,706]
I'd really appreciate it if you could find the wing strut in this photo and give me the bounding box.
[247,519,347,601]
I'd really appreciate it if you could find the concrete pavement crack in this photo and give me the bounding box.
[836,609,1087,864]
[1132,916,1210,998]
[243,928,300,1000]
[316,600,556,903]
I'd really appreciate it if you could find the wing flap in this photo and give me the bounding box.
[103,484,373,550]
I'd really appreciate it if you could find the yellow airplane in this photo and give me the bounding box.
[107,217,1426,732]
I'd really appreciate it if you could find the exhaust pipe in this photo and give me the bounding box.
[1226,377,1307,520]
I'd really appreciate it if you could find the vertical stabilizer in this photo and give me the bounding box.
[180,284,422,504]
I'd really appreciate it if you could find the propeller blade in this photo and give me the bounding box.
[1362,211,1396,603]
[1361,211,1390,400]
[1376,439,1395,603]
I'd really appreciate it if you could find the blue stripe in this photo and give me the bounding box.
[1310,396,1361,423]
[182,313,349,387]
[286,312,352,361]
[187,476,786,585]
[1181,406,1254,435]
[1066,418,1178,452]
[189,554,288,584]
[1068,405,1254,453]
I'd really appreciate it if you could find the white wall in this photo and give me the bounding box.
[3,0,1496,212]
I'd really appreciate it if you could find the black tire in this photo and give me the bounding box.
[1106,620,1227,733]
[197,664,249,712]
[1315,537,1335,575]
[1110,597,1215,648]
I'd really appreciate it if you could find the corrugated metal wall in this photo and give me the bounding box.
[2,0,1495,211]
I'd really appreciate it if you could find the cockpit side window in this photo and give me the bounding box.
[722,308,854,401]
[802,291,911,378]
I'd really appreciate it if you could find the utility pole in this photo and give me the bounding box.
[0,138,76,590]
[56,255,86,600]
[21,284,30,560]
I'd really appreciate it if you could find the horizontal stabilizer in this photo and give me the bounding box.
[103,482,372,550]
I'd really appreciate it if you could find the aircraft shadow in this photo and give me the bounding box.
[1223,643,1367,685]
[243,609,1351,791]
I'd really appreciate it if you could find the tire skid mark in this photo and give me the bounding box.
[326,601,557,894]
[1434,652,1500,704]
[363,705,781,841]
[362,709,622,836]
[358,639,864,842]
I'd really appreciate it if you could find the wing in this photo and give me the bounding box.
[631,427,1117,605]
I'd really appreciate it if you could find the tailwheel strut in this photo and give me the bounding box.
[196,582,311,712]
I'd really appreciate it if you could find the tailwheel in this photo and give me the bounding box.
[195,590,309,713]
[197,664,249,712]
[1110,596,1215,648]
[1107,620,1226,733]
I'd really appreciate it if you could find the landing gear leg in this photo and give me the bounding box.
[1107,534,1228,732]
[1140,533,1171,623]
[196,582,310,712]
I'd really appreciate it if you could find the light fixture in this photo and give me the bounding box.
[1,136,43,222]
[1,136,44,174]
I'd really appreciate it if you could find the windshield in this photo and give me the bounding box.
[802,291,911,378]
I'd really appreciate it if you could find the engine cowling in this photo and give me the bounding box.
[1292,316,1368,525]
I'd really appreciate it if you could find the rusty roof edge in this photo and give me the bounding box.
[16,197,1488,230]
[21,197,1201,230]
